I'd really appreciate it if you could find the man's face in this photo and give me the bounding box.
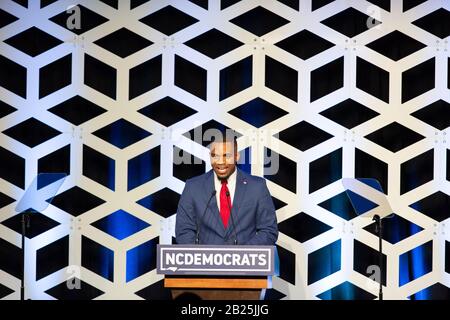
[210,141,240,180]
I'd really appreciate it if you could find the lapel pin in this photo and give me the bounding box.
[243,180,247,185]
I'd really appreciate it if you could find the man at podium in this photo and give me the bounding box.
[175,131,278,245]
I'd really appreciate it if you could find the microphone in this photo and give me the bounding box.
[195,190,216,244]
[225,191,238,245]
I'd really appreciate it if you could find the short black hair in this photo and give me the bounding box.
[207,128,238,150]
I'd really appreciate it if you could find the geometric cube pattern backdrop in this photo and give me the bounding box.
[1,0,450,300]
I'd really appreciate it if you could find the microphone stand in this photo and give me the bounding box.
[225,191,238,245]
[21,209,32,301]
[373,214,383,300]
[195,191,216,244]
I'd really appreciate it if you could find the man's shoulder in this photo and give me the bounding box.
[238,169,266,186]
[184,169,267,187]
[185,170,211,187]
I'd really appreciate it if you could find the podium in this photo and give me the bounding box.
[165,275,267,300]
[157,245,275,300]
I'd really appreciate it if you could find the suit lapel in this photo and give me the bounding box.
[204,170,226,237]
[225,169,247,239]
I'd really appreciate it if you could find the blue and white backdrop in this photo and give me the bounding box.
[0,0,450,300]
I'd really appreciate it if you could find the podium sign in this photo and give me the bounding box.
[157,245,275,276]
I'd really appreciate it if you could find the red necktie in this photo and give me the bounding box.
[219,179,232,228]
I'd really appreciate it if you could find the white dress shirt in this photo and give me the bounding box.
[214,168,237,210]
